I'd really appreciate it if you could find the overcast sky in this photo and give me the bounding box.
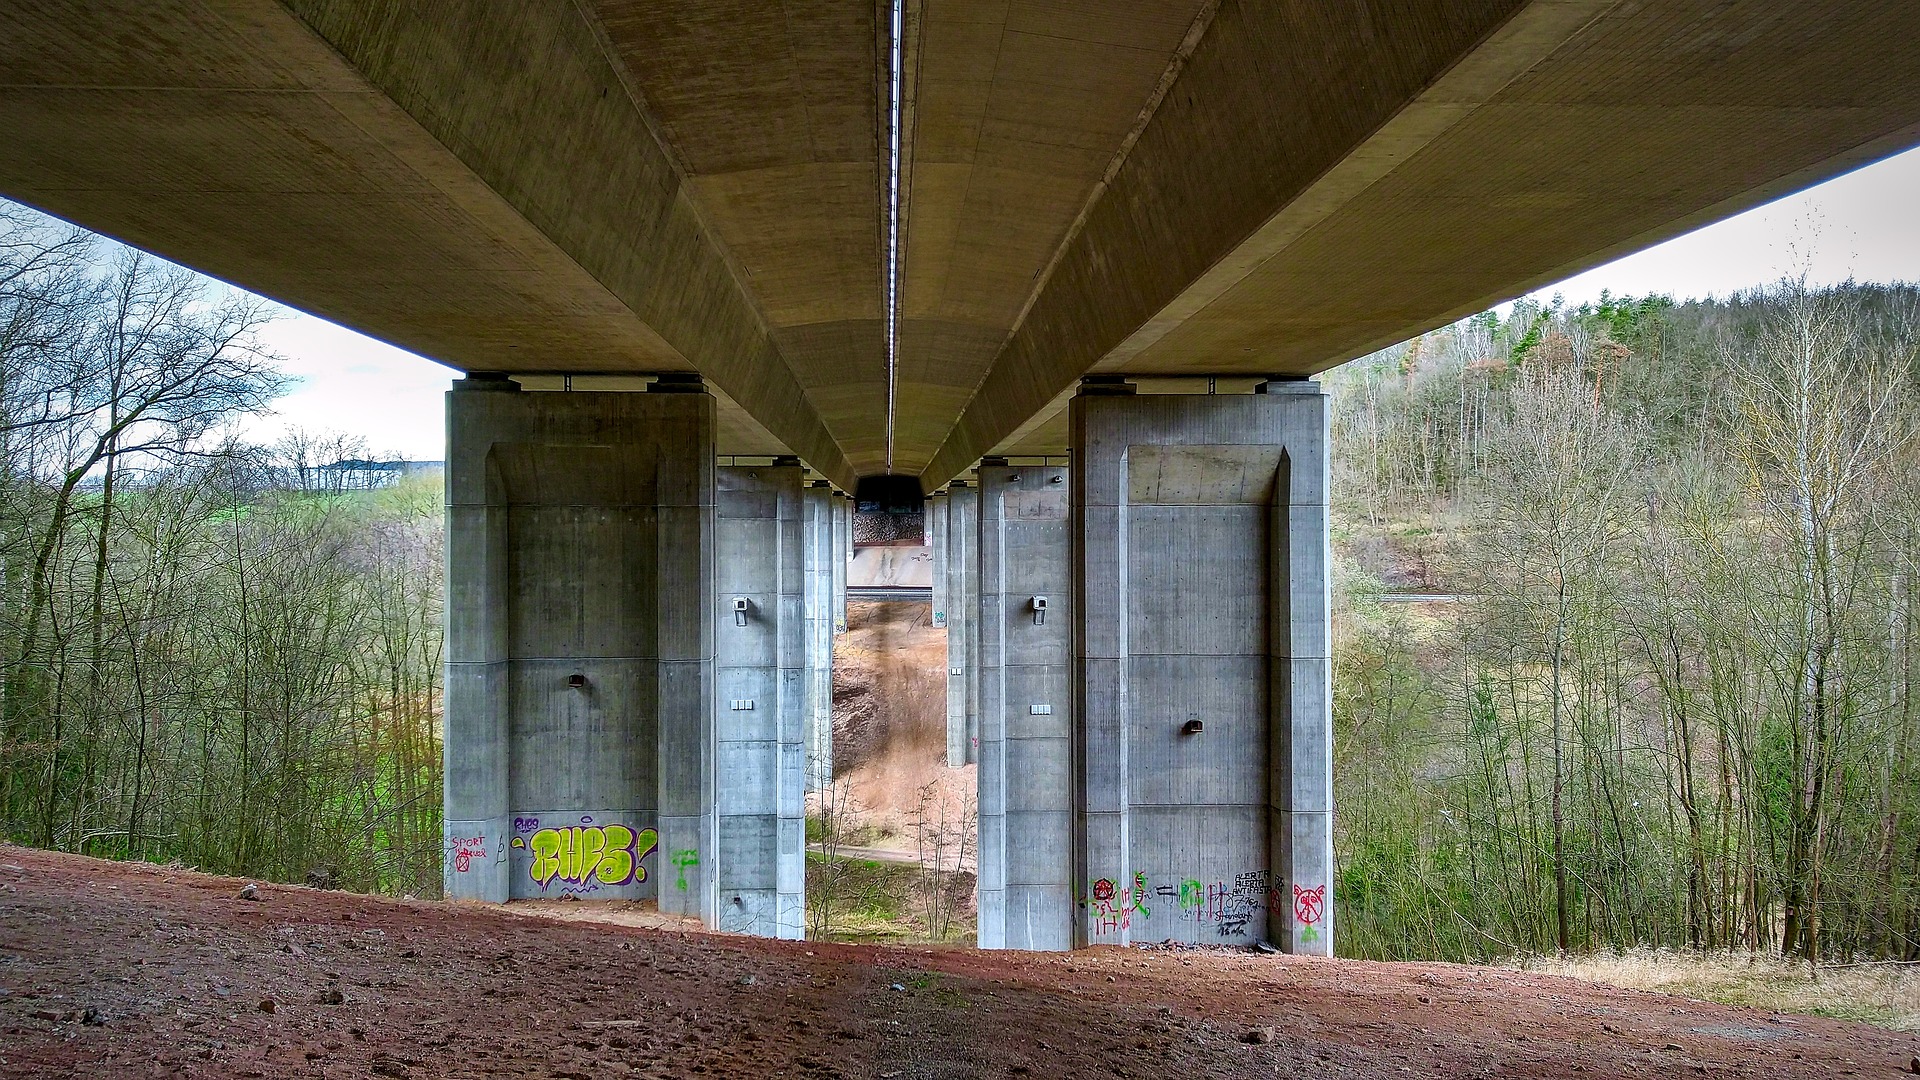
[238,145,1920,462]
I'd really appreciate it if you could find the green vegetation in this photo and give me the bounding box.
[0,205,443,896]
[1329,280,1920,967]
[806,778,978,944]
[803,849,918,941]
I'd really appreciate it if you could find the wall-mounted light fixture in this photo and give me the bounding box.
[732,597,752,626]
[567,673,587,690]
[1181,717,1204,736]
[1030,595,1048,625]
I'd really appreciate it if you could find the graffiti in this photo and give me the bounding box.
[510,820,658,891]
[1293,884,1326,943]
[448,835,487,874]
[1089,872,1150,935]
[1217,871,1267,937]
[1152,876,1198,907]
[671,849,700,891]
[1148,873,1267,934]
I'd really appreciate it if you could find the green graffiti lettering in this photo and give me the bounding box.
[577,826,606,883]
[529,829,563,887]
[672,848,700,891]
[519,823,657,890]
[1178,879,1203,910]
[596,824,631,884]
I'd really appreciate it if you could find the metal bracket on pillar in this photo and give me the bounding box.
[649,372,705,393]
[1078,375,1135,396]
[1255,375,1316,395]
[453,371,520,393]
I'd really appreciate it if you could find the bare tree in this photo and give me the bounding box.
[1722,277,1913,963]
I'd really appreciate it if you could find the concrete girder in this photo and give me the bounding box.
[7,2,1920,491]
[0,0,861,489]
[927,0,1920,481]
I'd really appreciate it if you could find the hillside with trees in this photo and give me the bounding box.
[1329,281,1920,965]
[0,206,443,895]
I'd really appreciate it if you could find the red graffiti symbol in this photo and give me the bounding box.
[1293,884,1326,926]
[449,836,486,874]
[1091,878,1116,903]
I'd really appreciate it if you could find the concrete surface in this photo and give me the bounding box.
[942,484,979,767]
[442,379,716,920]
[831,494,851,634]
[6,4,1920,484]
[928,494,948,627]
[803,483,836,794]
[714,465,809,938]
[975,462,1075,951]
[1068,380,1331,954]
[847,545,934,588]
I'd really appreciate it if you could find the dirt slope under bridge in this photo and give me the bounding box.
[1,845,1915,1079]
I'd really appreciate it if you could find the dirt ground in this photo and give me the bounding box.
[830,600,972,849]
[4,846,1918,1079]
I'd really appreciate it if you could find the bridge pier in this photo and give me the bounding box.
[1062,377,1333,954]
[943,482,980,767]
[831,492,851,635]
[803,483,835,792]
[442,375,716,917]
[975,462,1075,950]
[927,492,948,627]
[712,465,809,937]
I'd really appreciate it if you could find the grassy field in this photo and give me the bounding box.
[1513,948,1920,1032]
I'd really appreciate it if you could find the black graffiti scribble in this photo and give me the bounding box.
[1217,870,1269,937]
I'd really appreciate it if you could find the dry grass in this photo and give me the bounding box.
[1511,948,1920,1032]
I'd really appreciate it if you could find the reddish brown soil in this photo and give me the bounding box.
[3,845,1916,1079]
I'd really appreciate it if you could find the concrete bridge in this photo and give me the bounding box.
[5,1,1918,952]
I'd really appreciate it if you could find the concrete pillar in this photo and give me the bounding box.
[830,493,850,635]
[713,465,808,937]
[1266,379,1334,957]
[803,483,835,792]
[943,482,979,766]
[927,493,948,628]
[976,463,1074,950]
[442,375,715,927]
[1068,377,1331,954]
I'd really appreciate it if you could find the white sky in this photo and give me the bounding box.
[239,146,1920,462]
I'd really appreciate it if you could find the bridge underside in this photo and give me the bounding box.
[6,1,1920,952]
[5,1,1917,485]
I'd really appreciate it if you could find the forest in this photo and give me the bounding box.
[1329,279,1920,965]
[4,198,1918,966]
[0,206,443,896]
